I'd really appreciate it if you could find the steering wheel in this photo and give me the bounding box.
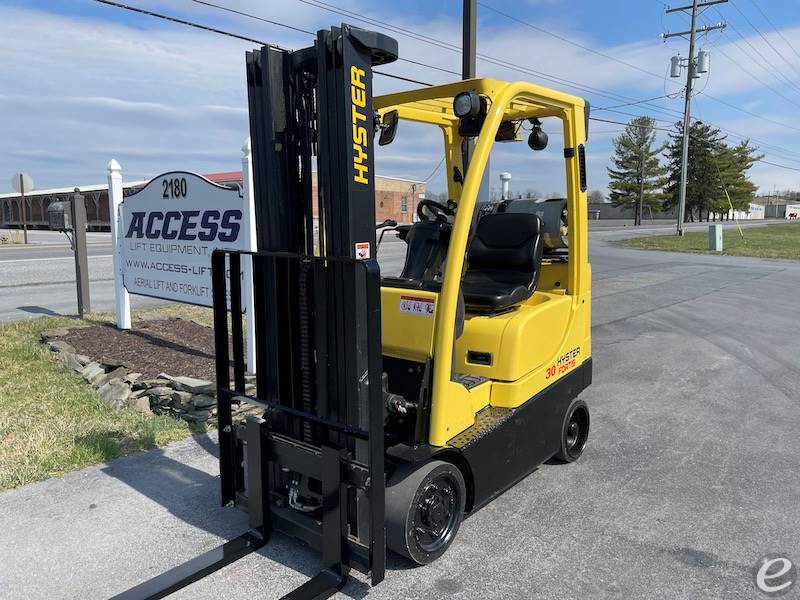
[416,199,455,223]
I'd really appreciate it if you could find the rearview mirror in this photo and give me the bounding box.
[379,110,399,146]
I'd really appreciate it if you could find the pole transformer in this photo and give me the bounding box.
[663,0,726,235]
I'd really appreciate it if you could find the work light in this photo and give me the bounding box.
[453,91,481,118]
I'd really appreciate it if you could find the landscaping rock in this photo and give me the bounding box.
[75,354,92,366]
[80,362,105,383]
[129,388,148,399]
[58,351,84,373]
[98,379,131,409]
[93,366,129,389]
[170,376,215,394]
[124,372,142,384]
[191,394,216,409]
[145,386,173,399]
[183,410,211,422]
[100,359,129,370]
[47,340,76,354]
[171,390,193,408]
[134,378,170,391]
[41,328,69,340]
[127,395,152,415]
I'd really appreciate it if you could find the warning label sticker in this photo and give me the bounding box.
[355,241,370,259]
[399,295,435,316]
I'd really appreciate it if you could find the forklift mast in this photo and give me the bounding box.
[239,22,398,590]
[112,24,399,600]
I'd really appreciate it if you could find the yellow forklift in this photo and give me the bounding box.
[114,23,591,600]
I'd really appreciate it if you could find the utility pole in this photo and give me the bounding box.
[462,0,476,80]
[462,0,476,175]
[663,0,726,235]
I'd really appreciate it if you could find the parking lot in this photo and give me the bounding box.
[1,227,798,599]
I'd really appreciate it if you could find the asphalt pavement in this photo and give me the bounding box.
[0,220,778,321]
[0,230,161,320]
[1,224,799,599]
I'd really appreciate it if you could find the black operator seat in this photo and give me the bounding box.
[461,212,544,312]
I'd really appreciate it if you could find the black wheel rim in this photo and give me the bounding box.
[565,407,589,459]
[412,473,460,554]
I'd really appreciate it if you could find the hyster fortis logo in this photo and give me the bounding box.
[350,65,369,185]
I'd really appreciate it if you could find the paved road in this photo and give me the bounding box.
[0,231,158,320]
[2,223,799,599]
[0,220,781,321]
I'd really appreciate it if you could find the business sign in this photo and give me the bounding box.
[748,203,765,220]
[120,171,248,306]
[786,204,800,220]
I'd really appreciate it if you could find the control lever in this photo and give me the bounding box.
[376,219,399,251]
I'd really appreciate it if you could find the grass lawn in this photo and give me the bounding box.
[618,222,800,260]
[0,305,212,491]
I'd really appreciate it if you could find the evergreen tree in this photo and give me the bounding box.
[665,122,761,221]
[713,140,762,219]
[607,117,668,225]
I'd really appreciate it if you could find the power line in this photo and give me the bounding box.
[666,4,800,130]
[294,0,687,116]
[94,0,800,170]
[476,2,670,82]
[189,0,313,36]
[199,0,800,161]
[188,0,458,78]
[699,92,800,133]
[701,38,800,110]
[747,0,800,63]
[472,0,800,143]
[592,117,800,171]
[93,0,427,86]
[423,158,446,182]
[595,94,677,111]
[729,0,800,80]
[298,0,800,147]
[712,5,800,96]
[95,0,267,45]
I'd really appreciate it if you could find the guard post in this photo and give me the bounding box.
[71,188,91,316]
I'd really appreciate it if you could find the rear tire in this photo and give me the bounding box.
[385,460,466,565]
[555,398,590,463]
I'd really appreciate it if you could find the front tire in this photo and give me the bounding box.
[386,460,466,565]
[555,398,590,463]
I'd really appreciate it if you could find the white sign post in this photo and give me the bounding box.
[108,160,131,329]
[108,142,258,371]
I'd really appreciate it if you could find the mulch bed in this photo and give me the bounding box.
[62,319,219,381]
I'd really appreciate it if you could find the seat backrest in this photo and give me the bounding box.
[467,213,543,277]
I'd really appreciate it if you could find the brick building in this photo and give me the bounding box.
[0,171,426,230]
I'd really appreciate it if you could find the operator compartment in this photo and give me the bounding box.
[455,196,573,381]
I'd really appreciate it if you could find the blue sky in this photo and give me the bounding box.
[2,0,799,197]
